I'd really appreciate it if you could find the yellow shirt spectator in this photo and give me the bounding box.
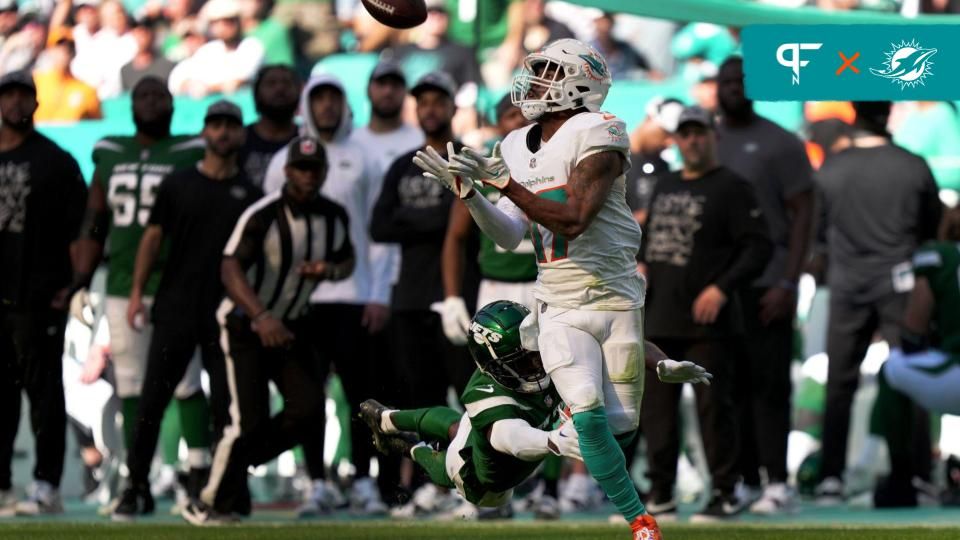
[33,70,102,122]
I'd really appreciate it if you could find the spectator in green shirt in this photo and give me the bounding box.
[441,0,524,88]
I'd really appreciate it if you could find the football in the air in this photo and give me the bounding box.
[361,0,428,29]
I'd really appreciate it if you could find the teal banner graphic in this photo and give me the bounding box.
[742,25,959,101]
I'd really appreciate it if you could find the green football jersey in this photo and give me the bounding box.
[93,135,205,297]
[912,241,960,356]
[458,369,560,496]
[476,185,539,282]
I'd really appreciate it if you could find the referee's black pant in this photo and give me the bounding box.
[0,308,67,489]
[202,313,322,514]
[127,319,228,486]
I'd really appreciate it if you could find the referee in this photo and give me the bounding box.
[183,136,354,525]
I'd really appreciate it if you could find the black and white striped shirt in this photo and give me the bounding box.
[222,190,353,321]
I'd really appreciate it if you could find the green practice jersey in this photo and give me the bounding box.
[458,369,560,496]
[476,185,538,282]
[93,135,205,297]
[912,241,960,355]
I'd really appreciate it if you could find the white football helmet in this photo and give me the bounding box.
[511,38,612,121]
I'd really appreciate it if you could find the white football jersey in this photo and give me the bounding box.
[498,112,645,310]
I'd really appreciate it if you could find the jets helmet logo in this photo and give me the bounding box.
[470,322,502,344]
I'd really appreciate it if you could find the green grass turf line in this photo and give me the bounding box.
[1,523,960,540]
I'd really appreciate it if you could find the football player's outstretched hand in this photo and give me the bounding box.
[448,141,510,190]
[547,420,582,460]
[657,359,713,385]
[413,144,475,199]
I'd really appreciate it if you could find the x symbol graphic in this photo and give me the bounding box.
[837,51,860,75]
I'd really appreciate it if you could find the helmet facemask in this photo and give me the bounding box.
[474,332,549,394]
[511,56,573,120]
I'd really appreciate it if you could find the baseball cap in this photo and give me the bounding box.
[0,0,18,13]
[674,105,714,132]
[411,71,456,99]
[0,70,36,94]
[369,60,406,84]
[286,136,327,169]
[204,99,243,124]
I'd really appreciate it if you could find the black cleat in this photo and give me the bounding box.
[359,399,393,454]
[111,483,155,522]
[359,399,420,456]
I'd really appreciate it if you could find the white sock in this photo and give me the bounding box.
[380,410,399,434]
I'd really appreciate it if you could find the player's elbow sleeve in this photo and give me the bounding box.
[464,195,525,250]
[489,419,549,461]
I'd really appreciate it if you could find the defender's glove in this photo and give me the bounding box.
[413,144,476,199]
[657,359,713,385]
[547,421,582,460]
[439,296,471,345]
[448,141,511,190]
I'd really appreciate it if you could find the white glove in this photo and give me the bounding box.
[448,141,511,190]
[546,420,582,460]
[657,359,713,385]
[439,296,471,345]
[412,143,476,199]
[69,287,95,327]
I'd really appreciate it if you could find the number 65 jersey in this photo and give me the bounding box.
[498,112,644,310]
[93,135,205,298]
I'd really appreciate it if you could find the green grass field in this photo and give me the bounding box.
[2,522,959,540]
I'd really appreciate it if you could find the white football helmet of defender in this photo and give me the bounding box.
[511,38,613,121]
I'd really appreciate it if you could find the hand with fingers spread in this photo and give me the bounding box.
[657,359,713,385]
[448,141,511,190]
[412,143,475,199]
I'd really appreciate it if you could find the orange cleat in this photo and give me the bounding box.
[631,513,664,540]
